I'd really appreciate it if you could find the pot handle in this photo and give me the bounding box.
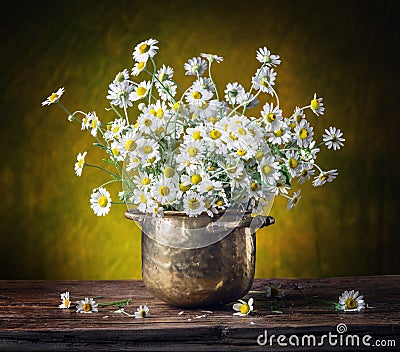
[125,210,146,223]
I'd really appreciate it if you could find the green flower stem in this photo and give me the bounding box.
[57,102,76,122]
[121,97,130,125]
[208,62,220,101]
[107,104,124,120]
[84,163,121,179]
[98,299,131,307]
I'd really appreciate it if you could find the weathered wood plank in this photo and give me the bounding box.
[1,277,399,351]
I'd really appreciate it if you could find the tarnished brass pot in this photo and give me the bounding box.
[125,209,274,308]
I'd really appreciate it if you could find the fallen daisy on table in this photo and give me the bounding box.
[76,297,99,314]
[338,290,365,312]
[233,298,254,316]
[134,304,151,318]
[58,291,71,309]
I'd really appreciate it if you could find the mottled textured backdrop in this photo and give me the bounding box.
[0,0,398,279]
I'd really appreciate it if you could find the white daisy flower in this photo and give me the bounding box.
[157,80,177,101]
[285,150,302,178]
[261,102,283,131]
[338,290,365,312]
[134,304,151,318]
[267,122,291,145]
[136,138,160,162]
[268,176,290,196]
[137,113,159,134]
[192,77,216,93]
[198,179,223,195]
[133,171,153,191]
[90,187,112,216]
[113,69,130,83]
[233,298,254,316]
[87,111,101,137]
[176,152,201,173]
[104,118,126,141]
[224,82,246,106]
[129,81,152,101]
[183,190,206,217]
[151,178,178,205]
[132,189,151,213]
[184,126,205,143]
[294,119,314,148]
[74,151,87,177]
[244,93,259,109]
[106,81,134,109]
[131,61,147,76]
[110,140,125,162]
[256,47,281,67]
[323,126,345,150]
[58,291,71,309]
[41,87,65,106]
[189,99,220,120]
[184,56,207,76]
[185,86,213,106]
[252,66,277,95]
[297,164,315,184]
[310,93,325,116]
[132,38,158,63]
[200,52,223,63]
[76,297,99,314]
[258,155,281,186]
[155,64,174,86]
[287,190,301,209]
[119,131,138,158]
[299,140,320,163]
[312,169,338,187]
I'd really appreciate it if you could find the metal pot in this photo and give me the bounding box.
[125,209,274,308]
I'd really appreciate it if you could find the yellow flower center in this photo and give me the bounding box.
[240,303,250,314]
[125,140,136,151]
[237,128,247,136]
[229,132,238,141]
[193,131,202,140]
[188,147,198,157]
[266,113,276,123]
[250,182,259,191]
[137,86,147,97]
[262,165,272,175]
[116,73,125,82]
[206,185,215,192]
[320,174,328,181]
[192,91,202,100]
[261,76,269,86]
[98,196,108,208]
[137,62,145,70]
[158,186,170,196]
[188,198,200,210]
[139,310,147,318]
[191,174,202,185]
[77,159,84,168]
[163,167,175,178]
[91,120,98,129]
[288,158,298,169]
[139,43,149,54]
[140,194,147,203]
[82,303,92,312]
[210,129,221,139]
[142,145,153,154]
[64,299,69,307]
[311,98,319,110]
[49,92,59,102]
[216,199,224,206]
[144,118,152,127]
[173,101,183,112]
[299,128,309,139]
[237,149,246,156]
[113,126,120,133]
[112,148,120,156]
[274,128,283,137]
[345,298,357,310]
[180,183,191,192]
[255,151,264,161]
[156,109,164,118]
[227,165,237,174]
[209,116,218,124]
[141,177,150,186]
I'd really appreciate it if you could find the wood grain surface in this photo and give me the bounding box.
[1,276,399,351]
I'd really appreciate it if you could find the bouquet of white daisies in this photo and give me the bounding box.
[42,38,344,218]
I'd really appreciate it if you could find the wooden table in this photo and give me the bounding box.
[1,276,399,351]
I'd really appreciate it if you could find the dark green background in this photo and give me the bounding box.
[0,0,399,279]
